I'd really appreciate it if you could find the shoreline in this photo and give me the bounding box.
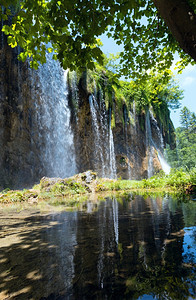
[0,171,195,208]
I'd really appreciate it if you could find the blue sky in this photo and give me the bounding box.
[100,35,196,128]
[170,62,196,127]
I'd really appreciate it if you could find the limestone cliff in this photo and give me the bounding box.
[68,70,173,180]
[0,32,175,189]
[0,30,45,189]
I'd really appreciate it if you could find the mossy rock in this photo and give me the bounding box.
[80,170,97,183]
[40,177,61,190]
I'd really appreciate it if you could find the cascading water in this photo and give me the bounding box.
[32,53,76,178]
[157,152,171,175]
[89,94,106,177]
[108,108,117,179]
[125,129,132,179]
[123,106,132,179]
[99,89,110,177]
[150,111,164,149]
[150,111,171,175]
[145,109,154,178]
[0,31,177,188]
[146,109,171,177]
[89,93,117,179]
[133,101,137,132]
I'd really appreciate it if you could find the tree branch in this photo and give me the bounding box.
[152,0,196,61]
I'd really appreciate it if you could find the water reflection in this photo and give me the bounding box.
[0,194,195,299]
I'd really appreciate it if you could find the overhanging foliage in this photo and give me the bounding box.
[1,0,196,79]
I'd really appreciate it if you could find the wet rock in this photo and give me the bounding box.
[81,171,97,183]
[28,196,38,204]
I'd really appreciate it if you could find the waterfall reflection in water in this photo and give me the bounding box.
[0,195,195,299]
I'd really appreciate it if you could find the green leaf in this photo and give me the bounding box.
[2,25,11,35]
[29,60,39,70]
[18,52,28,62]
[47,47,53,53]
[7,36,17,48]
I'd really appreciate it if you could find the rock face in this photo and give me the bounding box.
[0,32,175,189]
[0,30,44,189]
[0,26,76,189]
[68,72,172,180]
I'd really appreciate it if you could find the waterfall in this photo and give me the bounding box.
[89,94,117,179]
[33,53,76,178]
[157,152,171,175]
[150,111,171,175]
[109,108,117,179]
[146,109,171,177]
[125,128,132,179]
[145,110,154,178]
[124,106,132,179]
[89,94,106,177]
[99,89,110,177]
[150,111,164,149]
[109,126,117,179]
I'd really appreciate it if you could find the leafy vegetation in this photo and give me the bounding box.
[1,0,196,79]
[0,188,38,202]
[95,179,144,192]
[166,106,196,170]
[142,168,196,191]
[0,170,195,205]
[80,56,182,146]
[97,169,196,194]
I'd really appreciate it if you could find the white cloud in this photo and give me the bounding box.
[183,64,196,73]
[170,53,196,74]
[182,76,196,86]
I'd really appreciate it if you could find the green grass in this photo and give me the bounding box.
[96,179,143,191]
[96,169,196,193]
[0,169,195,205]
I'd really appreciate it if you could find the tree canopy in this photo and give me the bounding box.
[1,0,196,78]
[166,107,196,170]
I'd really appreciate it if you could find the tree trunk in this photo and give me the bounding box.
[152,0,196,62]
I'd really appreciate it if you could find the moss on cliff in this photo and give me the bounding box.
[69,59,181,150]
